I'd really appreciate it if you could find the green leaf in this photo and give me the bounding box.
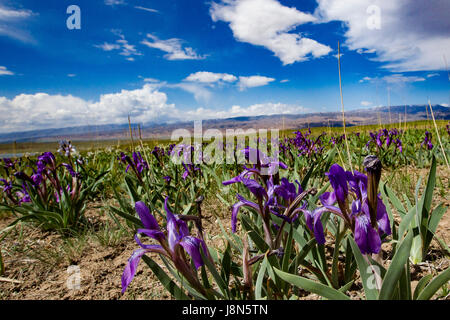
[142,255,190,300]
[220,243,232,287]
[398,206,416,241]
[413,274,433,300]
[289,238,316,271]
[379,232,413,300]
[300,163,315,190]
[159,256,207,300]
[200,247,228,299]
[255,256,268,300]
[274,268,350,300]
[240,214,269,252]
[417,267,450,300]
[108,206,142,228]
[348,237,379,300]
[383,183,407,216]
[428,204,447,235]
[282,225,293,272]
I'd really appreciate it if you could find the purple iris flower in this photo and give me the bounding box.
[57,140,76,157]
[325,164,348,204]
[62,163,79,178]
[223,168,267,201]
[16,183,31,204]
[0,178,12,193]
[421,131,433,150]
[181,162,200,180]
[132,152,148,173]
[38,152,56,166]
[121,198,207,294]
[302,164,391,254]
[31,172,43,186]
[241,147,287,175]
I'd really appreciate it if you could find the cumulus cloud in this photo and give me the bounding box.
[315,0,450,72]
[0,85,177,133]
[169,83,213,104]
[238,76,275,90]
[210,0,332,65]
[141,34,206,60]
[185,71,237,84]
[361,101,372,107]
[0,84,311,132]
[0,66,14,76]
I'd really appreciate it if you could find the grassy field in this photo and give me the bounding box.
[0,120,449,300]
[0,119,448,157]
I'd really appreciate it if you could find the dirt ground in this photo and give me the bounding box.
[0,167,448,300]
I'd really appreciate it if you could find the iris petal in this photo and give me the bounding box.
[179,236,207,269]
[121,248,146,293]
[135,201,160,231]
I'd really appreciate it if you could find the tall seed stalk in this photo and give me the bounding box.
[337,42,353,173]
[428,101,449,169]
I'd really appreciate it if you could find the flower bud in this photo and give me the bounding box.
[364,155,382,228]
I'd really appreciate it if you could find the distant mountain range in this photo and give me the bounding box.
[0,104,448,144]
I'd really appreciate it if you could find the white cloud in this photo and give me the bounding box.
[170,83,213,104]
[134,6,158,13]
[359,74,425,85]
[141,77,160,83]
[141,34,206,60]
[0,6,32,19]
[95,42,120,51]
[361,101,372,107]
[185,71,237,84]
[427,73,440,78]
[315,0,450,72]
[210,0,332,65]
[238,75,275,90]
[104,0,126,6]
[95,32,141,60]
[359,76,372,83]
[0,5,34,42]
[382,74,425,84]
[0,85,176,133]
[67,74,76,77]
[441,103,448,107]
[0,66,14,76]
[183,102,309,120]
[280,79,289,83]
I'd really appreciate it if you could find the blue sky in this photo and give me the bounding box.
[0,0,449,132]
